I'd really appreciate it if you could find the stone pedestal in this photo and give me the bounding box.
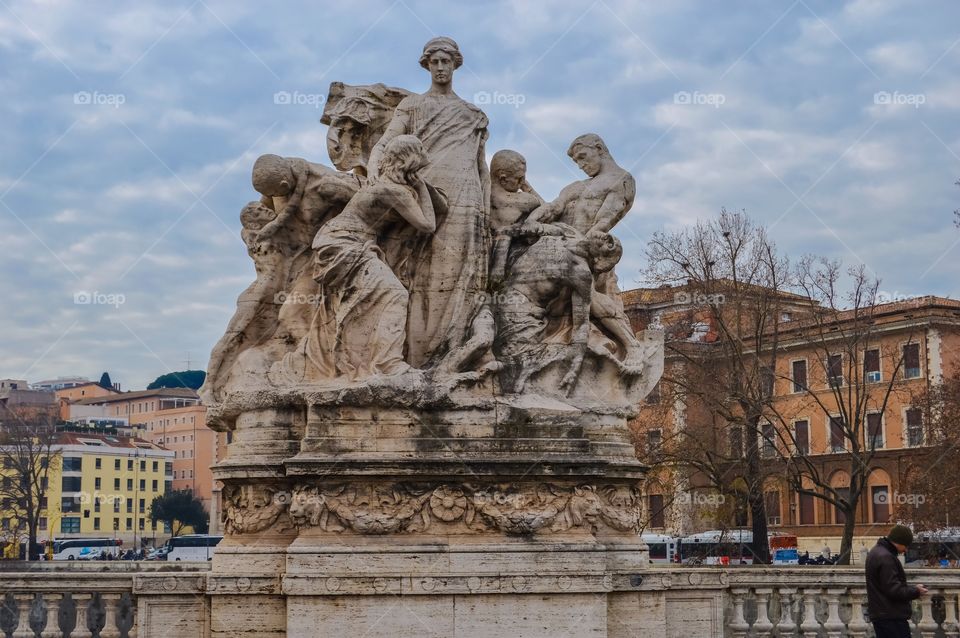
[209,403,650,637]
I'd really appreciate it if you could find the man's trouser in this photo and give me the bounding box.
[872,619,912,638]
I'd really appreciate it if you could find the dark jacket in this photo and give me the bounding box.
[865,537,920,621]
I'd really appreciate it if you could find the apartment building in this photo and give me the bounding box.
[624,285,960,553]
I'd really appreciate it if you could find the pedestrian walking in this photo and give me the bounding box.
[865,525,928,638]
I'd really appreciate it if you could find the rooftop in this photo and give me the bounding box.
[72,388,200,406]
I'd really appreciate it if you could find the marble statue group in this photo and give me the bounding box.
[201,36,662,422]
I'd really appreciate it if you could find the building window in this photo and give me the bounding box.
[761,423,776,458]
[792,360,807,393]
[61,496,79,513]
[63,457,82,472]
[39,517,47,531]
[114,478,120,491]
[793,420,810,455]
[648,494,666,529]
[139,518,145,530]
[867,413,884,449]
[126,518,132,531]
[94,457,102,470]
[827,354,844,388]
[113,499,121,513]
[647,429,663,457]
[798,493,815,525]
[729,425,744,458]
[114,458,120,470]
[864,349,881,383]
[152,461,158,472]
[903,343,921,379]
[830,417,846,453]
[765,490,781,525]
[61,476,82,492]
[906,408,924,447]
[94,498,100,513]
[126,500,133,513]
[127,479,133,491]
[60,517,81,534]
[140,460,146,472]
[760,367,775,399]
[152,480,158,491]
[93,517,100,531]
[94,477,101,490]
[139,498,145,514]
[872,486,890,523]
[127,459,133,471]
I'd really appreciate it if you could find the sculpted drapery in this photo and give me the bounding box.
[369,36,491,369]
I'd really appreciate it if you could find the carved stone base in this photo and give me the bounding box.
[209,408,652,637]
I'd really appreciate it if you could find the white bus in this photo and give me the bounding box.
[642,533,679,564]
[164,534,223,561]
[50,538,122,560]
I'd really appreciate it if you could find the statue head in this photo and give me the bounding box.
[490,150,526,192]
[583,230,622,274]
[252,154,295,197]
[419,37,463,87]
[377,135,428,184]
[567,133,610,178]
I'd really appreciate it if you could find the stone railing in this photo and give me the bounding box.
[722,568,960,637]
[0,563,210,638]
[0,564,957,637]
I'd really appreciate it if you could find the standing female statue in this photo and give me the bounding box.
[369,37,490,369]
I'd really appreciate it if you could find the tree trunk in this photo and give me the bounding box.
[744,423,770,564]
[838,509,857,565]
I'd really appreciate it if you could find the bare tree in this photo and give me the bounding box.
[0,407,61,560]
[765,257,917,564]
[643,209,800,563]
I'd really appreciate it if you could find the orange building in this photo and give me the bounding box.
[624,286,960,555]
[56,382,119,420]
[68,389,220,517]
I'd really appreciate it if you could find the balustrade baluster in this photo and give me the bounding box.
[775,587,797,637]
[100,593,122,638]
[799,588,821,638]
[39,593,62,638]
[12,594,34,638]
[729,588,751,637]
[822,588,846,638]
[753,588,775,636]
[72,594,94,638]
[847,587,870,638]
[943,590,960,638]
[917,592,938,636]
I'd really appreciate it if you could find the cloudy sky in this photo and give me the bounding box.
[1,0,958,390]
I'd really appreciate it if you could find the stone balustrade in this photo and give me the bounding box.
[0,564,210,638]
[723,568,960,637]
[0,564,956,637]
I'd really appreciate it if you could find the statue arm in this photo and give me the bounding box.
[367,104,412,180]
[382,181,436,234]
[587,174,636,235]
